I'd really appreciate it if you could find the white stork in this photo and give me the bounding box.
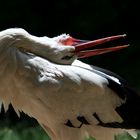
[0,28,139,140]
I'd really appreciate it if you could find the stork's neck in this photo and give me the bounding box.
[0,28,29,48]
[0,28,55,60]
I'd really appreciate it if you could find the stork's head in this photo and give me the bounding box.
[5,29,128,65]
[50,34,128,65]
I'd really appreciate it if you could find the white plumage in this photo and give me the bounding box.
[0,28,139,140]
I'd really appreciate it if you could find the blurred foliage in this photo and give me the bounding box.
[0,125,50,140]
[0,123,139,140]
[115,132,140,140]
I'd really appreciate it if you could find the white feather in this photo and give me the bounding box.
[0,28,136,140]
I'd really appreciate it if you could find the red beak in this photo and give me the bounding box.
[72,34,128,58]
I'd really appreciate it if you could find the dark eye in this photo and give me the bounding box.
[62,55,73,60]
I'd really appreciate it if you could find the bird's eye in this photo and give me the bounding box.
[61,55,74,60]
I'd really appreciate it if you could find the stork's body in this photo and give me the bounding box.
[0,28,140,140]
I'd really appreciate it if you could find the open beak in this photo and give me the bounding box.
[72,34,128,58]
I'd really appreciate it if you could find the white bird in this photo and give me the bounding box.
[0,28,139,140]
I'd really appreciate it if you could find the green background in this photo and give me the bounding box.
[0,0,140,139]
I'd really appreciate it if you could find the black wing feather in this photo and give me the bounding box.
[92,65,140,129]
[74,64,140,129]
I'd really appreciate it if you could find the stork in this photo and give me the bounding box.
[0,28,140,140]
